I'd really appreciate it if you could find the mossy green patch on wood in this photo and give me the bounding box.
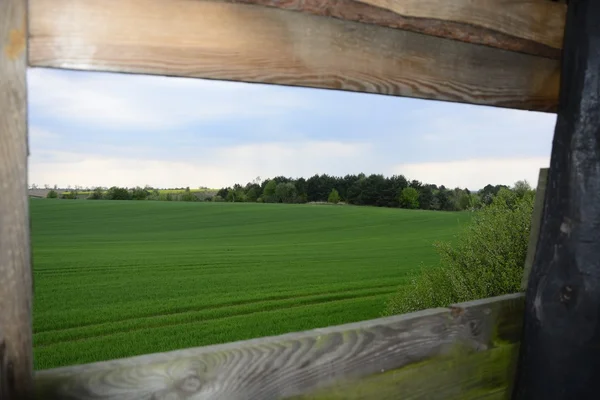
[290,343,518,400]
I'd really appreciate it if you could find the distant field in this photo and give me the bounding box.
[30,200,470,370]
[28,188,218,199]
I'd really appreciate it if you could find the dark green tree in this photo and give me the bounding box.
[105,187,132,200]
[275,182,297,203]
[263,180,278,203]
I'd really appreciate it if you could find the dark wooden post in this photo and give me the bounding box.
[0,0,34,399]
[512,0,600,399]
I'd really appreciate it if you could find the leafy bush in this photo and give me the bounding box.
[46,190,58,199]
[87,187,104,200]
[131,186,150,200]
[105,187,132,200]
[180,188,197,202]
[328,189,341,204]
[384,186,535,315]
[61,191,77,200]
[399,187,420,209]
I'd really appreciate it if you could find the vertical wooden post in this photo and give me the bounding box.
[512,0,600,399]
[520,168,549,291]
[0,0,33,399]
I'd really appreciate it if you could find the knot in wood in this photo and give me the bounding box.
[559,284,576,305]
[178,375,202,393]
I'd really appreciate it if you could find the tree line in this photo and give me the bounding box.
[46,186,205,202]
[45,173,531,212]
[215,173,526,211]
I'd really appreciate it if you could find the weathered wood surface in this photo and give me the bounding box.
[520,168,549,290]
[512,0,600,399]
[35,293,524,400]
[225,0,567,58]
[29,0,561,112]
[0,0,34,399]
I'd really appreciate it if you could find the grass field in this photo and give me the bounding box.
[30,199,470,370]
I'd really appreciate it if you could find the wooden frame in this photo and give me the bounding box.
[28,0,565,112]
[7,0,600,398]
[1,0,33,399]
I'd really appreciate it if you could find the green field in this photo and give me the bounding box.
[30,200,470,370]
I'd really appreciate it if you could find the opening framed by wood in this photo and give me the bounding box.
[6,0,595,399]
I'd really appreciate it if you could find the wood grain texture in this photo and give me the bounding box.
[34,293,524,400]
[0,0,33,399]
[293,295,525,400]
[520,168,548,290]
[225,0,567,58]
[28,0,561,112]
[513,1,600,398]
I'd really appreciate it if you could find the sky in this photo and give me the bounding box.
[28,67,556,191]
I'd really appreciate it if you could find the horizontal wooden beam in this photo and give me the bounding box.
[29,0,562,112]
[35,293,524,399]
[225,0,567,59]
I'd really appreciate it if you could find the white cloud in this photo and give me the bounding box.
[27,68,311,130]
[29,141,375,188]
[393,157,550,190]
[29,126,60,141]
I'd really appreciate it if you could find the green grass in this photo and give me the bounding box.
[30,199,470,370]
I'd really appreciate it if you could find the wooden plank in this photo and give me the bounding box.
[0,0,34,399]
[34,293,524,400]
[28,0,561,112]
[512,1,600,399]
[293,295,525,400]
[520,168,549,290]
[225,0,567,59]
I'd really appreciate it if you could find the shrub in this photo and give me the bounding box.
[105,187,132,200]
[131,186,150,200]
[399,187,420,209]
[328,189,341,204]
[61,191,77,200]
[180,188,197,202]
[87,187,104,200]
[46,190,58,199]
[384,186,535,315]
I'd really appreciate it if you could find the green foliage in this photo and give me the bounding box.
[60,191,77,200]
[263,180,277,203]
[87,187,104,200]
[328,189,341,204]
[399,187,419,209]
[384,185,535,315]
[180,187,197,202]
[30,201,469,369]
[131,187,150,201]
[46,190,58,199]
[105,187,132,201]
[212,195,224,202]
[275,182,297,203]
[218,173,486,211]
[226,185,246,202]
[246,187,259,202]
